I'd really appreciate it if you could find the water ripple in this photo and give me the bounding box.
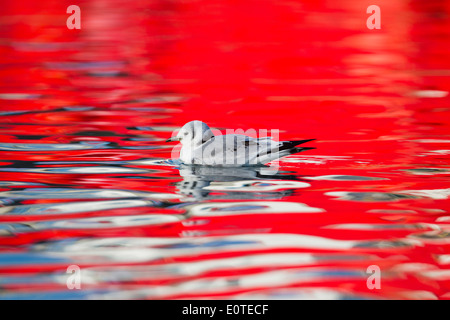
[0,167,150,174]
[0,142,113,151]
[0,199,159,216]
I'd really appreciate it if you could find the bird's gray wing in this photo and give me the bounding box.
[191,134,280,165]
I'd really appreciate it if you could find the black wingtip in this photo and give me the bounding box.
[279,139,315,152]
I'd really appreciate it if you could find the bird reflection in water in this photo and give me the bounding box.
[173,164,310,201]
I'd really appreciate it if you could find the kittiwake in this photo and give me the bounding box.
[166,120,315,166]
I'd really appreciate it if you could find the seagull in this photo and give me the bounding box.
[166,120,315,166]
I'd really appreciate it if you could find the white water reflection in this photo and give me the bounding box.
[203,180,310,191]
[74,268,369,299]
[30,233,416,263]
[403,168,450,175]
[0,142,112,151]
[325,223,430,230]
[0,188,181,200]
[326,191,419,202]
[181,201,323,217]
[0,166,149,174]
[399,188,450,200]
[33,214,181,230]
[74,252,372,282]
[0,199,157,216]
[0,252,371,284]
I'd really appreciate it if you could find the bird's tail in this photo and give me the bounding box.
[256,139,315,164]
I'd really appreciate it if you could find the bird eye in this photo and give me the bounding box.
[184,132,188,135]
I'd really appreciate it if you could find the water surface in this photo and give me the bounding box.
[0,0,450,299]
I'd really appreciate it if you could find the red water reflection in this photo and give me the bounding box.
[0,0,449,299]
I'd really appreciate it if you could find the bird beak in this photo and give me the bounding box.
[166,136,181,142]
